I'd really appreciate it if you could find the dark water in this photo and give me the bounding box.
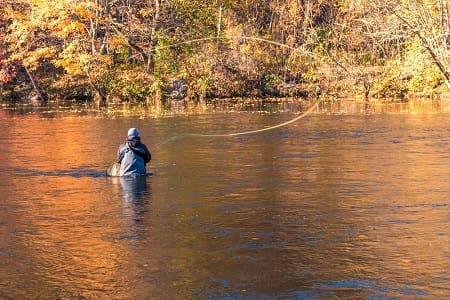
[0,104,449,299]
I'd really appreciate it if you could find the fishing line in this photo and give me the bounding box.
[157,35,311,56]
[108,35,319,174]
[156,35,314,65]
[154,97,321,148]
[153,34,319,148]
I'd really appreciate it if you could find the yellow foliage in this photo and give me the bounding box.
[56,21,86,38]
[23,47,55,70]
[108,36,128,48]
[402,38,443,92]
[73,5,95,19]
[140,8,154,17]
[95,54,113,67]
[287,0,299,18]
[55,40,113,77]
[54,57,84,76]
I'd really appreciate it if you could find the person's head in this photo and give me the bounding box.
[127,127,140,138]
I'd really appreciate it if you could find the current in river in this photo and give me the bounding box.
[0,100,449,299]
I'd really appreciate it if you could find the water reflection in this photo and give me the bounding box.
[119,176,149,202]
[3,98,450,117]
[109,176,151,223]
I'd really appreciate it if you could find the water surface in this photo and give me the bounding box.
[0,104,449,299]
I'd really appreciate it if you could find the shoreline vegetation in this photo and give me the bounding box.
[1,1,449,109]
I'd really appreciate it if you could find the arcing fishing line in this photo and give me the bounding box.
[154,98,321,148]
[154,34,320,148]
[157,35,313,58]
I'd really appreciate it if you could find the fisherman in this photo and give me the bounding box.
[117,128,152,176]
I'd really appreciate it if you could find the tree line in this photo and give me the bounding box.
[0,0,449,105]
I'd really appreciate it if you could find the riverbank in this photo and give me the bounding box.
[2,1,450,112]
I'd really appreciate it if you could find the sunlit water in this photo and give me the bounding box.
[0,101,449,299]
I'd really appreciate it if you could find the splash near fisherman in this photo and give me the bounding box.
[107,128,152,177]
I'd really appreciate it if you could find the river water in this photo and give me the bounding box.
[0,100,449,299]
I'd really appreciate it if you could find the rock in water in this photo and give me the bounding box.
[169,79,187,99]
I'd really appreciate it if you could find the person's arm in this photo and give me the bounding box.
[142,144,151,163]
[117,144,125,162]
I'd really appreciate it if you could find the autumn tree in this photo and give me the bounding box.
[386,0,450,90]
[3,0,53,102]
[2,0,449,104]
[4,0,123,103]
[0,9,17,101]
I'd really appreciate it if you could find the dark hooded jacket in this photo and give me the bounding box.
[117,136,151,176]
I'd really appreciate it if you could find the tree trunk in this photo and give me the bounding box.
[89,80,107,106]
[217,6,222,44]
[147,0,160,73]
[24,67,47,103]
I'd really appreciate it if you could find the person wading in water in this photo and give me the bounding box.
[116,128,152,176]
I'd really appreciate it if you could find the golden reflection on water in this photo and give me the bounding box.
[317,98,450,114]
[0,101,449,299]
[8,177,127,298]
[0,117,152,298]
[2,97,450,118]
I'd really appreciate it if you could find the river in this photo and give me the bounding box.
[0,99,449,299]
